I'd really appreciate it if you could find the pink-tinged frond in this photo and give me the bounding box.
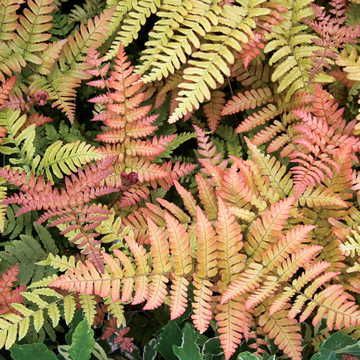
[259,310,302,360]
[221,262,263,304]
[203,90,225,132]
[236,104,280,133]
[170,276,189,320]
[165,213,192,277]
[27,113,53,126]
[222,87,273,116]
[0,265,26,315]
[0,76,16,107]
[192,277,213,334]
[151,162,196,190]
[217,167,255,208]
[261,225,315,268]
[270,261,331,316]
[290,86,360,195]
[119,185,150,208]
[301,285,360,330]
[216,198,244,283]
[216,299,252,360]
[174,180,197,217]
[125,236,149,305]
[195,206,217,279]
[157,198,190,223]
[244,198,295,260]
[143,274,168,310]
[245,275,278,310]
[145,221,170,308]
[194,125,223,166]
[252,121,284,147]
[196,174,217,220]
[127,160,168,183]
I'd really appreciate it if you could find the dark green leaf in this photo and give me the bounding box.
[172,323,202,360]
[10,343,58,360]
[68,319,95,360]
[157,321,182,360]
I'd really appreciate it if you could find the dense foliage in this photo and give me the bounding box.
[0,0,359,359]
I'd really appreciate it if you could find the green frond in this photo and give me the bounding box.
[340,228,360,258]
[107,0,162,58]
[63,295,76,325]
[37,253,77,272]
[0,109,36,166]
[12,0,55,65]
[0,289,63,349]
[298,186,349,209]
[30,9,113,121]
[79,294,97,325]
[0,223,59,285]
[336,46,360,82]
[246,140,293,202]
[104,298,125,326]
[0,0,22,41]
[69,0,105,24]
[156,132,196,160]
[34,140,102,183]
[169,2,270,122]
[138,0,221,82]
[0,43,25,82]
[264,0,318,101]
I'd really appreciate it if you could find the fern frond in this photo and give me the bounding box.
[244,197,294,260]
[143,219,170,310]
[0,186,7,233]
[204,90,226,132]
[192,206,217,333]
[216,299,252,360]
[138,0,221,83]
[0,289,63,349]
[168,2,270,122]
[299,284,360,330]
[340,229,360,258]
[222,87,273,116]
[0,44,25,82]
[79,294,97,325]
[35,140,102,183]
[259,309,302,360]
[236,104,280,133]
[13,0,55,65]
[31,9,113,121]
[37,253,76,272]
[108,0,162,58]
[336,46,360,82]
[0,0,23,41]
[246,140,293,201]
[298,186,348,208]
[0,109,36,166]
[264,0,318,100]
[216,198,244,284]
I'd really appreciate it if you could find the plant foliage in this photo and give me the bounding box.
[0,0,359,359]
